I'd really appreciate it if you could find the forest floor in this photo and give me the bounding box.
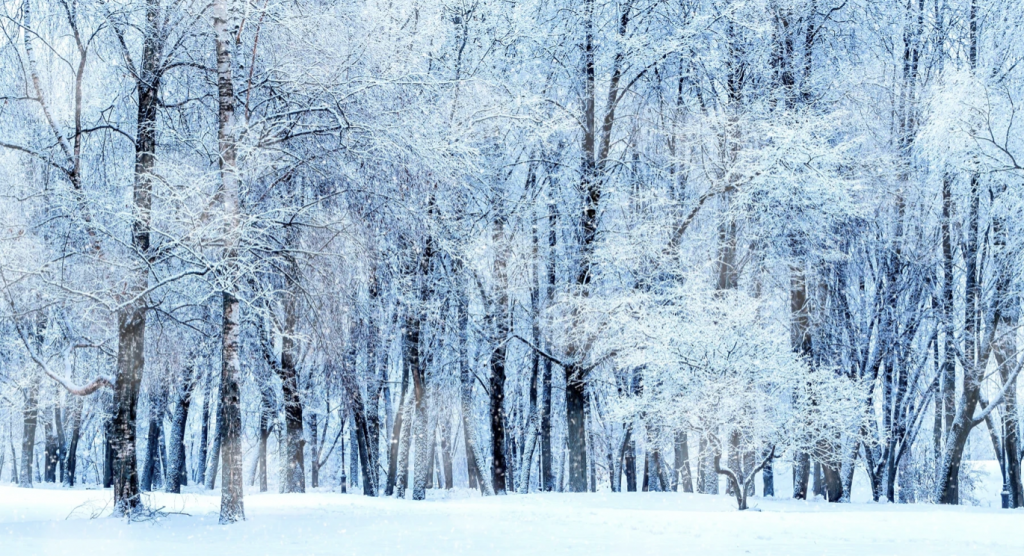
[0,461,1019,555]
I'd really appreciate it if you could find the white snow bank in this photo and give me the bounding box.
[0,467,1020,556]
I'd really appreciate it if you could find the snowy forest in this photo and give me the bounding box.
[0,0,1023,540]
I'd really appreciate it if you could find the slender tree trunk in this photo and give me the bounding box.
[10,432,19,484]
[309,413,320,489]
[197,372,212,486]
[257,381,273,492]
[350,415,360,491]
[20,370,40,488]
[540,200,557,493]
[623,427,637,492]
[140,388,164,492]
[211,0,245,523]
[43,422,56,483]
[441,419,454,490]
[63,398,82,487]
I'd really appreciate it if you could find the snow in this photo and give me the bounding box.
[1,464,1020,555]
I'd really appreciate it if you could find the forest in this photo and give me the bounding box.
[0,0,1022,533]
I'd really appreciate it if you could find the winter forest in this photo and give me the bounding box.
[0,0,1023,553]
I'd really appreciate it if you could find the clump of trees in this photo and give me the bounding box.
[0,0,1022,521]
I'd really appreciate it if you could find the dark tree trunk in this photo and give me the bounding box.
[108,0,163,514]
[63,399,82,487]
[103,425,113,489]
[166,368,196,493]
[140,404,161,492]
[43,422,57,483]
[488,209,510,496]
[488,374,508,493]
[565,368,588,492]
[623,427,637,492]
[111,309,145,512]
[540,199,557,493]
[762,448,775,497]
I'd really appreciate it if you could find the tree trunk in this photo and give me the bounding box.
[140,388,164,492]
[278,271,306,494]
[63,398,82,487]
[166,368,196,493]
[386,347,411,496]
[218,293,245,523]
[256,380,273,492]
[673,430,693,493]
[540,199,557,493]
[790,263,812,500]
[108,0,163,514]
[410,310,430,500]
[395,387,414,498]
[197,372,212,486]
[20,367,40,488]
[310,413,320,489]
[623,427,637,492]
[565,368,588,492]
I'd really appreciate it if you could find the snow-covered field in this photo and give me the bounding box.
[2,464,1020,556]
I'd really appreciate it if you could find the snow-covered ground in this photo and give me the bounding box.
[1,464,1019,556]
